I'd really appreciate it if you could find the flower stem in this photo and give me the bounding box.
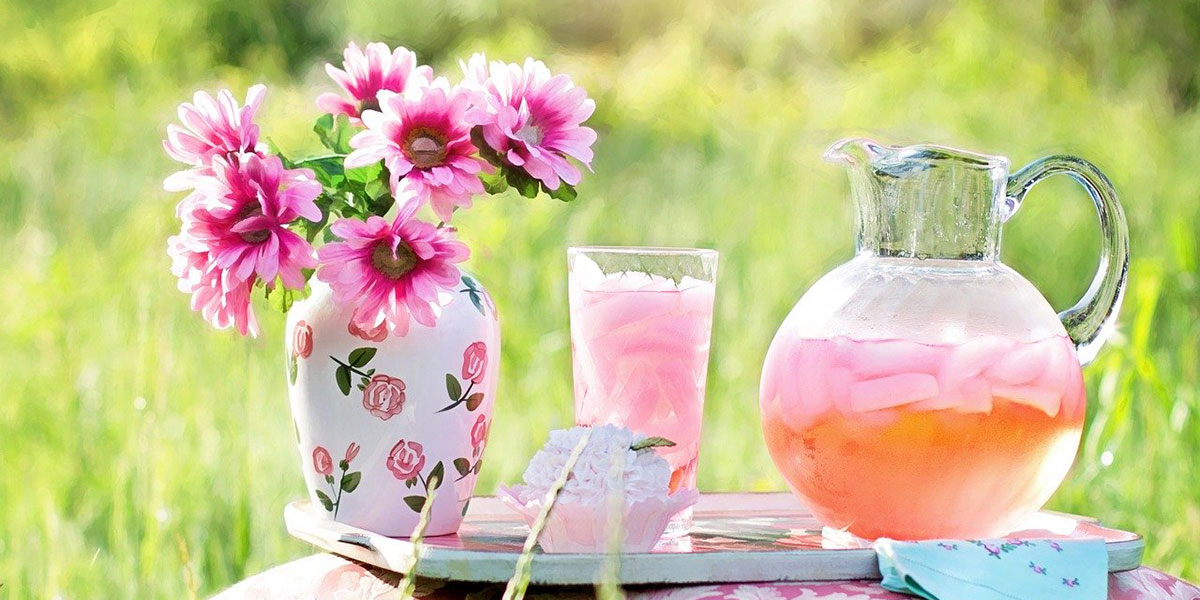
[292,153,347,168]
[329,356,371,379]
[332,465,347,518]
[435,381,475,413]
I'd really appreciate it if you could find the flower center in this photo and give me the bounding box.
[371,240,418,280]
[403,127,448,169]
[235,203,270,244]
[514,123,543,146]
[358,96,380,115]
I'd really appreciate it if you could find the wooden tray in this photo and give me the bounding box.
[285,492,1144,585]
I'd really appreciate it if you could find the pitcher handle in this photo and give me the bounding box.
[1005,156,1129,366]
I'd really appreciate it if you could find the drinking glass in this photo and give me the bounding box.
[567,246,718,536]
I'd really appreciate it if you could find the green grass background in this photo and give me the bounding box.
[2,0,1198,596]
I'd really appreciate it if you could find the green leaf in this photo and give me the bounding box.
[453,458,471,477]
[480,169,509,194]
[264,284,296,313]
[461,275,479,291]
[630,436,677,451]
[468,291,485,316]
[335,366,352,396]
[428,461,445,489]
[341,471,362,493]
[403,495,426,513]
[364,178,389,201]
[299,155,346,188]
[324,474,335,485]
[288,355,298,385]
[333,114,354,153]
[338,459,349,471]
[313,113,335,149]
[346,163,382,185]
[546,181,578,202]
[445,374,462,402]
[348,347,377,368]
[465,393,484,411]
[505,167,540,198]
[461,499,471,517]
[472,459,482,475]
[315,490,334,512]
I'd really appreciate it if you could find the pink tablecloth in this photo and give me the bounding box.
[214,553,1200,600]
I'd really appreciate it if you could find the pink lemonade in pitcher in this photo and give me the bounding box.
[568,248,718,522]
[760,139,1128,540]
[760,334,1085,539]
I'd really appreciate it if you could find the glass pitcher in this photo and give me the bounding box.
[759,139,1129,540]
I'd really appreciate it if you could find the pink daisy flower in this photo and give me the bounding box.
[344,78,488,223]
[181,153,321,290]
[460,53,596,190]
[315,196,470,337]
[167,235,260,337]
[316,42,433,122]
[163,85,268,193]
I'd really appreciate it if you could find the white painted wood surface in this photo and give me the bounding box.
[284,493,1144,585]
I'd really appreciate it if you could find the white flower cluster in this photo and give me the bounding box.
[516,425,672,506]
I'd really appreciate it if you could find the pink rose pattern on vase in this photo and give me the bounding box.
[387,439,427,480]
[347,317,388,342]
[361,375,406,421]
[313,446,334,476]
[293,321,314,359]
[313,443,363,517]
[450,414,490,516]
[316,334,495,520]
[470,414,488,457]
[437,341,488,412]
[298,281,497,529]
[461,341,487,384]
[388,439,448,514]
[289,320,315,384]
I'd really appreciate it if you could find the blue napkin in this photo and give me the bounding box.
[874,538,1107,600]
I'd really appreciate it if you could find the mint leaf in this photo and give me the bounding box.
[630,436,676,451]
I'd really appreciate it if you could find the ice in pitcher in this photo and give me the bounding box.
[760,334,1086,539]
[569,266,716,498]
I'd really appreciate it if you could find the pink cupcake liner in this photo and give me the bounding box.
[499,486,699,554]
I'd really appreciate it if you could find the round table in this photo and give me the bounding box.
[213,553,1200,599]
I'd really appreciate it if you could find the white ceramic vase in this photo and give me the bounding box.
[285,275,499,536]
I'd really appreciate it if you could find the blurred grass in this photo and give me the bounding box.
[2,0,1199,596]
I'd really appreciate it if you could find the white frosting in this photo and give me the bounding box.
[517,425,673,506]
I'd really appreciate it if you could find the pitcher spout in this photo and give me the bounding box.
[823,138,889,167]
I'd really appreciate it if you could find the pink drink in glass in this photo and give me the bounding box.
[760,334,1085,539]
[569,248,717,534]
